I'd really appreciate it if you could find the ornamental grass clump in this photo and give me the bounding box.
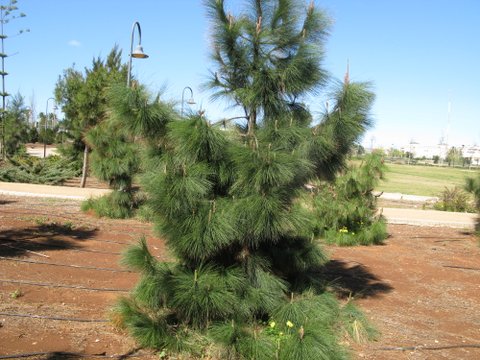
[113,0,378,358]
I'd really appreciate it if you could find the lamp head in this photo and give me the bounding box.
[187,98,196,105]
[132,45,149,59]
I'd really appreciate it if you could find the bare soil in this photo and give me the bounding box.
[1,195,479,359]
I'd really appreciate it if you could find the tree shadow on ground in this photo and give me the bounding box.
[0,199,17,205]
[0,224,98,258]
[43,352,82,360]
[321,259,393,299]
[42,349,141,359]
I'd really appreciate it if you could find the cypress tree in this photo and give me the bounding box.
[115,1,376,358]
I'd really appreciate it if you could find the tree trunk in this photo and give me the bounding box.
[247,109,256,136]
[80,144,89,188]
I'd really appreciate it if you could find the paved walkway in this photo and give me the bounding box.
[0,182,477,230]
[380,207,476,229]
[0,181,110,200]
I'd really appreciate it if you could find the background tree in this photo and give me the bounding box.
[446,146,463,167]
[115,1,377,358]
[37,111,57,146]
[54,66,85,168]
[82,83,178,218]
[3,92,29,155]
[54,46,127,187]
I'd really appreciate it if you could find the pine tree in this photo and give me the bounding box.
[465,174,480,234]
[115,1,376,358]
[3,92,29,155]
[54,46,128,187]
[82,83,178,218]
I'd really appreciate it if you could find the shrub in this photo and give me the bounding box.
[112,0,378,357]
[434,186,475,213]
[0,154,80,185]
[465,175,480,234]
[311,153,388,246]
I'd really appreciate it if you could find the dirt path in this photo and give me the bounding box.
[1,195,479,359]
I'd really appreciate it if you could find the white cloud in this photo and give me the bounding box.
[68,40,81,47]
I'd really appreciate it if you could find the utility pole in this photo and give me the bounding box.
[0,1,28,160]
[0,6,7,160]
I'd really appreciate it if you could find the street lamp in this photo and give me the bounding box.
[181,86,196,117]
[127,21,149,87]
[44,97,56,158]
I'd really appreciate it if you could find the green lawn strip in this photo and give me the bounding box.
[377,163,479,197]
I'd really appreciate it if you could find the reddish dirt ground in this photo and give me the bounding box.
[0,195,479,359]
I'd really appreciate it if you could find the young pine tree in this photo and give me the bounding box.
[310,153,388,246]
[116,1,376,358]
[83,83,179,219]
[465,174,480,235]
[55,46,128,188]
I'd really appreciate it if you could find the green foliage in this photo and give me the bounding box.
[377,162,478,196]
[54,46,128,170]
[465,174,480,234]
[0,153,80,184]
[86,121,139,191]
[81,83,178,220]
[0,0,29,159]
[3,93,30,155]
[205,0,330,132]
[81,191,137,219]
[113,1,378,358]
[446,146,463,167]
[310,153,388,246]
[339,300,378,344]
[433,186,474,213]
[27,126,38,143]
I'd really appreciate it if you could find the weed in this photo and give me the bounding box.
[63,221,75,231]
[34,216,50,226]
[10,289,23,299]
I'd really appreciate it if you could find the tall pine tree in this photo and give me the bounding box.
[55,46,128,187]
[115,1,375,358]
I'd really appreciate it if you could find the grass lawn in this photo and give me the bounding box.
[377,163,480,197]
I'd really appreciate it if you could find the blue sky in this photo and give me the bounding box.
[5,0,480,148]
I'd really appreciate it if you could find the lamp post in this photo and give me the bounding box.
[181,86,196,117]
[127,21,149,87]
[44,97,55,158]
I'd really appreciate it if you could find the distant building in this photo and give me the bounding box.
[401,142,448,159]
[463,145,480,166]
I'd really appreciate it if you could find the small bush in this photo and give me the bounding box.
[82,191,136,219]
[434,186,474,213]
[311,154,388,246]
[0,154,80,184]
[322,219,387,247]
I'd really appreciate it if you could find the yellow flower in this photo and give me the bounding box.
[269,321,276,328]
[286,320,294,328]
